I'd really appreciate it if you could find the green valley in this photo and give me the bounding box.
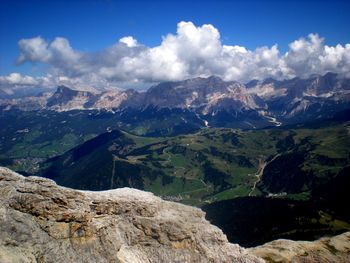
[37,122,350,204]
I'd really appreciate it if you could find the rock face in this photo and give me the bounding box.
[249,232,350,263]
[2,73,350,122]
[2,166,350,263]
[46,86,95,111]
[134,76,264,112]
[46,86,135,111]
[0,167,261,263]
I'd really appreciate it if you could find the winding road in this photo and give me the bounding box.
[248,153,280,196]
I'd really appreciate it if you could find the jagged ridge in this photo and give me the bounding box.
[1,73,350,130]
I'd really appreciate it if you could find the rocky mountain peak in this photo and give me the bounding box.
[306,72,339,96]
[54,85,94,97]
[203,75,227,85]
[138,76,260,111]
[56,85,74,94]
[46,85,95,110]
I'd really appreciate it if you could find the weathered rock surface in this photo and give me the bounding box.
[2,166,350,262]
[249,232,350,263]
[0,167,261,263]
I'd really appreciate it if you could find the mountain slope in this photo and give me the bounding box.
[0,107,205,172]
[40,123,350,202]
[40,129,152,190]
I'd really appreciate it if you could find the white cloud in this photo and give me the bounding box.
[0,73,39,86]
[119,36,138,47]
[16,37,51,64]
[4,21,350,90]
[282,34,350,78]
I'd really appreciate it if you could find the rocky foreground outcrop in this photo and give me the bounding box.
[249,232,350,263]
[1,167,350,263]
[0,167,261,263]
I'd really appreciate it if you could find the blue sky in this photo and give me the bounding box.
[1,0,349,88]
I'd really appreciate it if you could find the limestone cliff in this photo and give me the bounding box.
[249,232,350,263]
[1,167,349,263]
[0,167,261,263]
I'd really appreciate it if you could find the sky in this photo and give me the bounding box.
[0,0,349,90]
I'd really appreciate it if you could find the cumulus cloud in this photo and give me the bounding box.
[284,34,350,78]
[16,36,84,77]
[0,73,55,89]
[16,37,51,64]
[3,21,350,90]
[119,36,138,47]
[0,73,38,86]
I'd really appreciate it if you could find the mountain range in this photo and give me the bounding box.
[1,73,350,129]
